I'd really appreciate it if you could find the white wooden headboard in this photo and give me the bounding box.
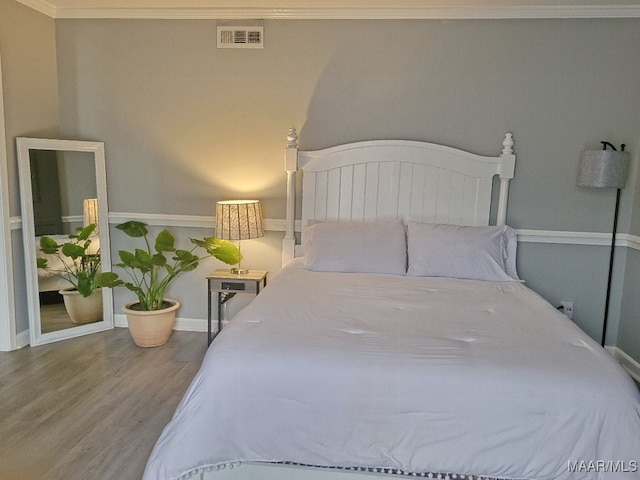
[282,128,516,266]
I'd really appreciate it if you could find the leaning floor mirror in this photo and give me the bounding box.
[17,138,113,346]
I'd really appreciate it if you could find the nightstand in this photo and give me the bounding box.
[206,269,268,345]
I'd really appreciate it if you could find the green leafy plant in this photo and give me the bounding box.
[96,221,240,311]
[37,224,101,298]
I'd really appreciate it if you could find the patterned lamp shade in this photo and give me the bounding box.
[215,200,264,241]
[83,198,99,229]
[577,150,629,189]
[83,198,100,255]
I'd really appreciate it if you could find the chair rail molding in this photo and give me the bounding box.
[10,216,21,230]
[108,212,298,233]
[108,212,640,250]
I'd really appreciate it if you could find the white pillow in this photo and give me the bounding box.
[406,222,520,281]
[303,221,407,275]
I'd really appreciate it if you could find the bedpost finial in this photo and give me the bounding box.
[287,128,298,148]
[502,133,514,155]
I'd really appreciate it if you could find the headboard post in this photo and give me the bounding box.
[496,133,516,226]
[283,127,298,266]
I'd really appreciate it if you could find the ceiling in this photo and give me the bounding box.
[15,0,640,19]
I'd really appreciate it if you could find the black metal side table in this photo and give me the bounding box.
[206,269,268,345]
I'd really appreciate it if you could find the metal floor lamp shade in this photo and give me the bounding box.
[576,142,629,346]
[216,200,264,274]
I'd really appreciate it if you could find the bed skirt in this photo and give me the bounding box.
[181,461,508,480]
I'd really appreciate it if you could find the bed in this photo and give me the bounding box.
[143,130,640,480]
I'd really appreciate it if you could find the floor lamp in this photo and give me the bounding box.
[576,141,629,347]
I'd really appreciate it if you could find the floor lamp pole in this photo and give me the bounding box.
[577,142,628,348]
[602,187,621,347]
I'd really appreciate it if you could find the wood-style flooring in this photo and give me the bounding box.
[40,303,81,334]
[0,328,207,480]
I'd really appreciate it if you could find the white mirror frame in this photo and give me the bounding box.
[17,138,113,346]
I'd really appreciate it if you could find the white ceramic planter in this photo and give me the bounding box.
[59,287,103,324]
[123,299,180,347]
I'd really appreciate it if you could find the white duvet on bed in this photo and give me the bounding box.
[144,260,640,480]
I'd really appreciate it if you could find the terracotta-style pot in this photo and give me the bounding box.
[59,287,103,324]
[123,299,180,347]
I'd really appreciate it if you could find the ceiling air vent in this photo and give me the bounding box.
[217,26,264,49]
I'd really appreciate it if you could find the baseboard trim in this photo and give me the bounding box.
[114,313,213,334]
[16,329,30,349]
[114,313,126,328]
[605,346,640,383]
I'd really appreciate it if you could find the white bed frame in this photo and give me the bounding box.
[196,129,517,480]
[282,128,515,266]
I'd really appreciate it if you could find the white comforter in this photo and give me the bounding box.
[144,261,640,480]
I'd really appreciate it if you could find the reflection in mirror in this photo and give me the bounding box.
[33,150,97,333]
[18,138,113,346]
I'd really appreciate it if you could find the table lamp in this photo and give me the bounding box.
[83,198,99,230]
[83,198,100,255]
[215,200,264,274]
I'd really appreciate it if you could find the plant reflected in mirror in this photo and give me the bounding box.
[37,224,101,298]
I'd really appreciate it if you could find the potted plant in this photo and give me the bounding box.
[96,221,240,347]
[37,224,103,324]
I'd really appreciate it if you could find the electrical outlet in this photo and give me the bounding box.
[560,301,574,320]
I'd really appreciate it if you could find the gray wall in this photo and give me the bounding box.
[3,13,639,359]
[0,0,59,336]
[54,18,640,356]
[56,19,640,226]
[0,0,58,214]
[620,250,640,360]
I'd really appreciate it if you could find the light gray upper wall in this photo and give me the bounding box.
[0,0,59,336]
[626,136,640,237]
[55,18,640,232]
[53,18,640,350]
[57,150,98,218]
[0,0,59,216]
[619,249,640,360]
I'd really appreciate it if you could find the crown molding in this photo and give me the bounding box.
[17,0,57,17]
[15,1,640,20]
